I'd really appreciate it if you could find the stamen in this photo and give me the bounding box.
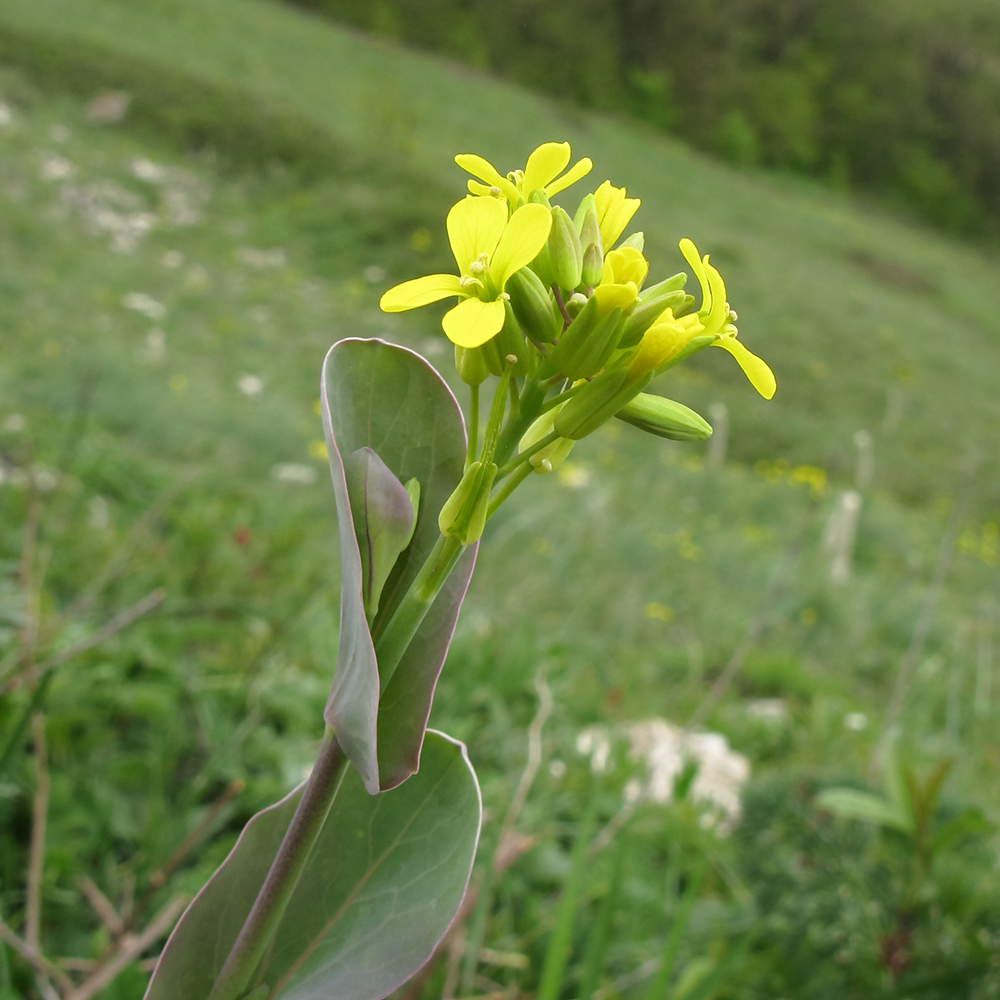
[460,275,484,289]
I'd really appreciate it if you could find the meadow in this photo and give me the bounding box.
[1,1,999,997]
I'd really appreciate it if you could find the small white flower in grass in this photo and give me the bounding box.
[271,463,317,485]
[32,467,58,492]
[161,250,184,269]
[40,154,75,182]
[237,247,287,270]
[747,698,789,724]
[237,375,264,396]
[131,158,167,183]
[844,712,868,732]
[122,292,166,320]
[3,414,25,433]
[576,727,612,774]
[0,103,13,129]
[547,760,567,780]
[363,265,385,284]
[49,124,71,143]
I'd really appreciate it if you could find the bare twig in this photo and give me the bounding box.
[2,589,165,695]
[128,777,243,931]
[26,713,49,952]
[496,670,553,860]
[0,915,75,995]
[77,878,124,938]
[65,895,187,1000]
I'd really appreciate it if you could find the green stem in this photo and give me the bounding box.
[488,461,533,519]
[207,729,349,1000]
[494,377,548,468]
[466,384,479,470]
[372,533,464,692]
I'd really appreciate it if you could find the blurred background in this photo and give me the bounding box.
[1,0,999,997]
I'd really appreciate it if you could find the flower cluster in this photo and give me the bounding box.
[381,140,773,400]
[380,142,775,539]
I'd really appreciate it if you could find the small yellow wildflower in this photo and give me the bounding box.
[593,181,641,250]
[380,196,551,349]
[592,246,648,315]
[456,141,592,211]
[679,238,775,398]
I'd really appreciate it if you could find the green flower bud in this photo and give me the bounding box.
[565,292,588,318]
[619,289,689,349]
[454,345,491,385]
[581,242,604,288]
[496,299,535,377]
[615,393,713,440]
[438,459,497,544]
[574,194,603,249]
[546,206,583,291]
[618,231,644,252]
[518,407,575,474]
[505,267,561,343]
[554,368,653,440]
[546,295,625,379]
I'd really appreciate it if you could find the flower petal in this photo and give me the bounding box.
[679,238,710,314]
[703,256,729,336]
[595,180,641,249]
[604,247,648,288]
[627,311,704,379]
[545,157,593,197]
[442,297,507,349]
[715,337,777,399]
[490,203,553,290]
[522,142,570,196]
[455,154,519,206]
[380,274,465,312]
[592,280,639,315]
[447,196,507,274]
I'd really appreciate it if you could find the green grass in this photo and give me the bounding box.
[1,1,999,997]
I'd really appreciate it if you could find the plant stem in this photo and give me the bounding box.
[206,729,349,1000]
[372,533,464,692]
[487,462,533,520]
[495,430,560,482]
[465,384,479,470]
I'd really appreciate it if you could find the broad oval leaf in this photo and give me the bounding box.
[145,730,481,1000]
[321,338,476,792]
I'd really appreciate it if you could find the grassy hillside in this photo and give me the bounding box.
[1,1,999,997]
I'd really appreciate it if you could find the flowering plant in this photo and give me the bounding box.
[144,141,774,1000]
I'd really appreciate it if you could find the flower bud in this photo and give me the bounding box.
[618,231,644,252]
[454,344,490,385]
[546,295,625,379]
[619,289,689,349]
[545,206,583,291]
[581,242,604,288]
[505,267,561,343]
[518,408,575,474]
[438,460,497,544]
[615,393,713,440]
[553,368,653,440]
[565,292,588,317]
[496,300,535,377]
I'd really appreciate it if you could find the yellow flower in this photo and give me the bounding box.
[456,142,593,211]
[380,196,552,349]
[592,246,648,315]
[593,180,641,250]
[626,308,705,382]
[679,238,776,399]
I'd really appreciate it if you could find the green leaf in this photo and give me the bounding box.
[321,338,475,792]
[144,731,481,1000]
[343,447,417,623]
[815,788,913,833]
